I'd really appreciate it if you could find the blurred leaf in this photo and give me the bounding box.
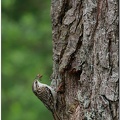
[2,0,16,9]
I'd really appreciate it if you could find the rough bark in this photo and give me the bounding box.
[50,0,118,120]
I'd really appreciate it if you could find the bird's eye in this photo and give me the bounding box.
[35,81,37,84]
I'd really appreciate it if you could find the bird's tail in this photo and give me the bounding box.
[53,112,61,120]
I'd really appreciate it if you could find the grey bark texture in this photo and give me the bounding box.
[50,0,118,120]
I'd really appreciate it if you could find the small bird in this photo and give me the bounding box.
[32,74,61,120]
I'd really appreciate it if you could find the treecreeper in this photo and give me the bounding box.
[32,74,61,120]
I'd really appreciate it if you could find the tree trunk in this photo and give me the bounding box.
[50,0,118,120]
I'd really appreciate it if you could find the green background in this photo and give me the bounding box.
[2,0,53,120]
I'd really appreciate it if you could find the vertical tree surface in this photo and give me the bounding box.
[50,0,118,119]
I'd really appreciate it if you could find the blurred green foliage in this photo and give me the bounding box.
[2,0,53,120]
